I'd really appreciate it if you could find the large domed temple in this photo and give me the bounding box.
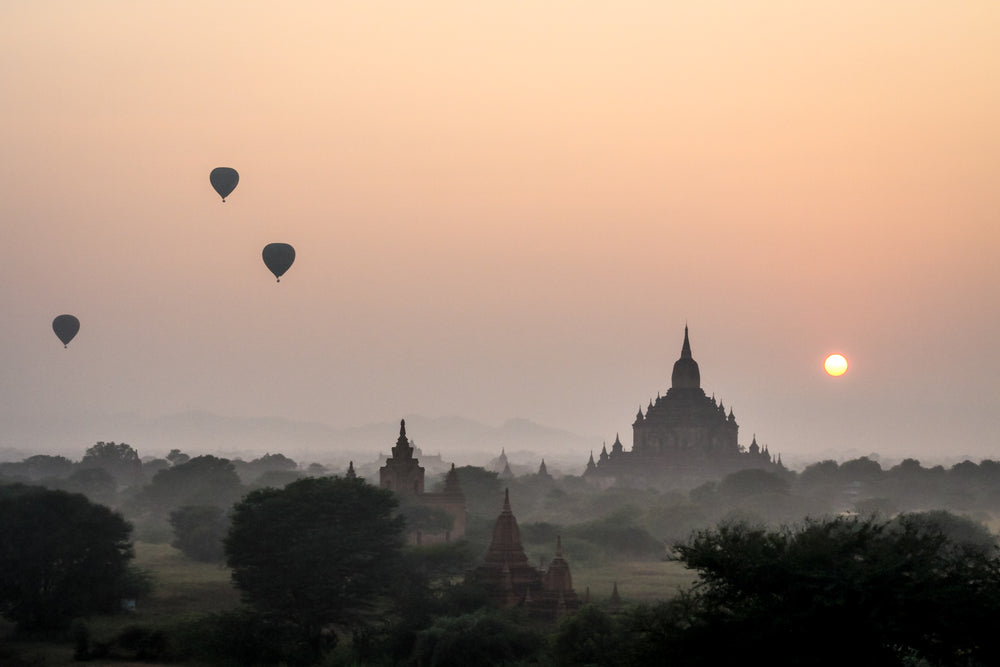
[585,327,781,487]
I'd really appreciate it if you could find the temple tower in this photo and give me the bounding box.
[379,419,425,495]
[631,327,739,458]
[472,490,580,619]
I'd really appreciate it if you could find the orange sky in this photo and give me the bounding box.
[2,2,998,466]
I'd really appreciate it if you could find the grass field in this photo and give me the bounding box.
[133,542,241,617]
[574,559,697,604]
[2,542,694,665]
[3,542,240,667]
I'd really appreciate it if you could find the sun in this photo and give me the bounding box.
[824,354,849,377]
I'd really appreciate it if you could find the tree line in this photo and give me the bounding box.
[7,444,1000,664]
[7,444,1000,562]
[5,476,1000,665]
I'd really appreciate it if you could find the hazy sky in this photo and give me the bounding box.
[2,2,998,465]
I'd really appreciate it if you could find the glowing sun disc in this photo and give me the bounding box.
[824,354,848,377]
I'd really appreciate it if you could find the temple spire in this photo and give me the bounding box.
[671,325,701,389]
[391,418,414,460]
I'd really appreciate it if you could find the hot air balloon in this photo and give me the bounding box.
[52,314,80,348]
[210,167,239,202]
[262,243,295,282]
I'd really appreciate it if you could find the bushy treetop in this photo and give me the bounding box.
[224,476,407,654]
[0,484,137,631]
[671,512,1000,665]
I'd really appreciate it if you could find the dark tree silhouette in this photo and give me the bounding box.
[169,505,229,562]
[410,609,544,667]
[59,466,118,507]
[81,441,141,488]
[136,455,244,512]
[0,485,138,631]
[233,452,298,484]
[246,468,304,491]
[551,604,621,667]
[718,467,790,501]
[669,513,1000,666]
[166,449,190,466]
[452,465,502,517]
[127,455,243,543]
[225,476,406,659]
[2,454,76,480]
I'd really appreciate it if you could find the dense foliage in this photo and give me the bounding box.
[80,441,141,487]
[137,455,244,511]
[128,455,244,542]
[0,485,140,631]
[410,609,545,667]
[669,513,1000,666]
[169,504,230,562]
[10,443,1000,664]
[225,476,407,659]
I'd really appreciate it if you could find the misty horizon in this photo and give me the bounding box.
[1,407,991,477]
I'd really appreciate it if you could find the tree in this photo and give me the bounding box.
[617,599,694,666]
[233,453,298,483]
[669,513,1000,665]
[166,449,190,466]
[452,465,502,514]
[374,541,484,663]
[565,508,664,560]
[225,476,406,659]
[81,441,141,488]
[140,457,171,480]
[838,455,883,483]
[797,459,839,485]
[247,468,304,491]
[9,454,76,481]
[718,468,790,501]
[0,485,139,631]
[887,509,996,557]
[59,466,118,507]
[306,462,329,476]
[551,604,621,666]
[396,494,456,534]
[128,455,243,543]
[135,455,244,512]
[409,609,545,667]
[169,505,229,562]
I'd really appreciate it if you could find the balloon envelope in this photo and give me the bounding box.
[262,243,295,282]
[52,314,80,348]
[210,167,239,201]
